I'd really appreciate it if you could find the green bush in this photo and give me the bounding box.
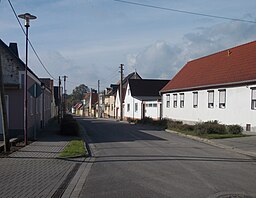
[167,120,183,131]
[137,117,154,124]
[60,114,79,136]
[195,121,227,135]
[227,125,243,134]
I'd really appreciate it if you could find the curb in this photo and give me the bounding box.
[62,121,95,198]
[165,129,256,158]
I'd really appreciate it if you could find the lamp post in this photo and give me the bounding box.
[41,83,45,129]
[18,13,37,145]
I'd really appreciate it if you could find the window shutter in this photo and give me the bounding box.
[193,92,198,106]
[173,94,177,101]
[219,90,226,103]
[180,93,184,101]
[252,89,256,100]
[208,91,214,103]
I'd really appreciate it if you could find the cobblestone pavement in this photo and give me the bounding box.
[0,120,84,198]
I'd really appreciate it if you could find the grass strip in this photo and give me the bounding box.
[59,140,87,158]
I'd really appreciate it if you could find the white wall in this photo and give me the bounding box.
[115,89,121,118]
[144,101,161,120]
[162,84,256,131]
[124,84,142,119]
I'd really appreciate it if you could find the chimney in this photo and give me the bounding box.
[9,43,19,58]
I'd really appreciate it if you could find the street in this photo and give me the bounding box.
[78,117,256,198]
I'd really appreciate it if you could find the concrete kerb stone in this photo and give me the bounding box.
[165,129,256,158]
[62,121,96,198]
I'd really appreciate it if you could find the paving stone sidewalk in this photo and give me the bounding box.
[0,119,84,198]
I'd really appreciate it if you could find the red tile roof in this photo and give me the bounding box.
[161,40,256,92]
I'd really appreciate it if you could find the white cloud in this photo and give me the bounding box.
[126,19,256,80]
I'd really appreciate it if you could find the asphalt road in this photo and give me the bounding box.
[78,117,256,198]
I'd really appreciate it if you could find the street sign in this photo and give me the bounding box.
[28,83,42,98]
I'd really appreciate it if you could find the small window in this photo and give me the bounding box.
[111,104,114,111]
[135,103,138,112]
[252,89,256,110]
[180,93,184,108]
[153,103,157,107]
[30,96,33,115]
[193,92,198,108]
[219,90,226,108]
[127,103,130,112]
[149,103,153,107]
[173,94,177,108]
[208,91,214,108]
[166,94,170,108]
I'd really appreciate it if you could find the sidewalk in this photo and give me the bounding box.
[0,119,86,198]
[166,129,256,158]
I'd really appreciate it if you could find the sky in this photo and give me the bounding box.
[0,0,255,94]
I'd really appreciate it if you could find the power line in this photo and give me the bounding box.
[7,0,58,80]
[114,0,256,24]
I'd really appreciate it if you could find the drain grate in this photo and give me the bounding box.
[52,163,81,198]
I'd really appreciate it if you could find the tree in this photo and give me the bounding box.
[72,84,90,101]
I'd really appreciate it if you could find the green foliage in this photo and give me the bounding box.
[195,120,227,135]
[60,114,80,136]
[137,117,154,124]
[227,125,243,134]
[72,84,90,101]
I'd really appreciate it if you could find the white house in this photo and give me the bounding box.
[124,79,169,120]
[114,72,142,120]
[160,41,256,132]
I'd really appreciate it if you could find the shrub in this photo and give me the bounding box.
[137,117,154,124]
[167,120,183,131]
[195,121,227,135]
[60,114,79,136]
[227,125,243,134]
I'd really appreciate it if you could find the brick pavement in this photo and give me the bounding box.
[0,119,84,198]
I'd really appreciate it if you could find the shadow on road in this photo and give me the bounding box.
[76,117,167,144]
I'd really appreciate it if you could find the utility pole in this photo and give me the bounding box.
[0,55,10,152]
[119,64,124,121]
[62,75,67,115]
[58,76,61,123]
[98,80,100,118]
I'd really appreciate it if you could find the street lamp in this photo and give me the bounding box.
[41,83,45,129]
[18,13,37,145]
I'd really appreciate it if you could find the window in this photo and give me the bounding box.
[208,91,214,108]
[111,104,114,111]
[173,94,177,108]
[135,103,138,112]
[219,90,226,108]
[252,89,256,110]
[166,94,170,108]
[149,103,153,107]
[4,95,9,126]
[127,103,130,112]
[30,96,33,115]
[180,93,184,108]
[193,92,198,108]
[153,103,157,107]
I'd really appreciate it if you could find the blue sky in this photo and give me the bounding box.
[0,0,256,93]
